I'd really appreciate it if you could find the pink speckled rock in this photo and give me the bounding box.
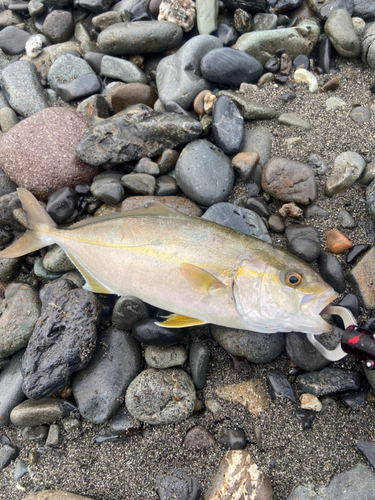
[0,107,100,200]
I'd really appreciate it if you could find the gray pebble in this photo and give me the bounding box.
[145,345,187,369]
[10,397,76,426]
[0,349,26,427]
[297,367,361,396]
[189,341,210,390]
[112,296,149,330]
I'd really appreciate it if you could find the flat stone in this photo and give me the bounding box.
[125,368,196,424]
[219,428,247,449]
[216,379,267,416]
[101,55,147,84]
[212,96,244,154]
[76,104,202,167]
[121,195,202,217]
[0,442,18,471]
[0,350,26,427]
[325,9,360,58]
[278,112,311,129]
[326,97,347,111]
[349,247,375,310]
[156,34,222,109]
[90,175,125,204]
[10,397,76,426]
[261,157,316,205]
[121,173,156,195]
[92,11,123,31]
[296,367,361,396]
[157,468,201,500]
[0,26,30,55]
[268,369,295,402]
[0,60,49,118]
[47,53,95,91]
[253,12,277,30]
[196,0,218,34]
[21,280,101,399]
[98,21,183,55]
[72,328,142,424]
[111,83,157,114]
[57,73,102,102]
[145,345,187,368]
[350,106,371,123]
[175,139,234,206]
[217,89,277,120]
[0,107,99,200]
[325,151,366,196]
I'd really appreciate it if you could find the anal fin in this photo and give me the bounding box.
[155,314,207,328]
[64,250,113,294]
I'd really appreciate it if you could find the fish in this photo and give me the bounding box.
[0,188,338,335]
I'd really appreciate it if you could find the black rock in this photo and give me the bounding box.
[346,244,371,264]
[268,0,303,12]
[84,51,104,74]
[264,57,280,73]
[275,48,285,57]
[132,317,187,346]
[155,175,178,196]
[0,191,23,231]
[357,439,375,468]
[130,0,150,21]
[200,47,263,87]
[274,75,288,84]
[296,367,361,396]
[0,26,30,55]
[57,73,103,102]
[295,408,315,429]
[157,468,201,500]
[0,443,18,471]
[212,96,244,155]
[76,104,202,167]
[317,35,334,74]
[0,226,13,249]
[278,92,296,102]
[339,386,370,408]
[317,252,346,293]
[75,0,115,13]
[338,293,360,318]
[293,54,309,69]
[219,428,247,449]
[72,328,142,424]
[112,296,149,330]
[0,350,26,428]
[21,280,101,399]
[285,224,321,263]
[189,341,210,390]
[245,198,271,218]
[365,317,375,331]
[46,187,78,224]
[268,369,295,402]
[214,24,239,46]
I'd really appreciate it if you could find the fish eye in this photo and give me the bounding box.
[285,271,303,287]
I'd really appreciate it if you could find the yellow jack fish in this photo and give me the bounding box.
[0,188,338,335]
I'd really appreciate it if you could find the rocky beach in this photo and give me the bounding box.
[1,0,375,499]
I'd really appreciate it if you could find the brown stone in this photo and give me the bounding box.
[193,89,211,115]
[205,450,273,500]
[42,10,74,44]
[183,425,215,449]
[278,202,303,218]
[326,229,352,254]
[121,195,202,217]
[232,151,259,181]
[349,247,375,310]
[321,77,340,92]
[156,148,179,175]
[261,157,316,205]
[0,107,100,200]
[23,491,94,500]
[215,379,267,416]
[111,83,157,114]
[280,53,292,76]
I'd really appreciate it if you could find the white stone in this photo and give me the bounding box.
[300,393,322,412]
[326,97,346,111]
[196,0,218,35]
[25,35,43,59]
[294,68,318,92]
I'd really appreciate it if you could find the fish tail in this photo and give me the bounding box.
[0,188,57,258]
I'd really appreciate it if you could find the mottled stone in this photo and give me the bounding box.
[325,151,366,196]
[47,53,94,91]
[216,379,267,416]
[296,367,361,396]
[10,397,75,426]
[183,425,215,448]
[42,10,74,44]
[145,345,187,368]
[217,90,277,120]
[349,247,375,310]
[158,0,196,32]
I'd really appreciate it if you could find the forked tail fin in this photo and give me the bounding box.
[0,188,57,258]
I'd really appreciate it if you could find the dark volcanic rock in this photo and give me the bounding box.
[296,367,361,396]
[76,104,202,167]
[212,96,244,155]
[285,224,321,263]
[21,280,101,400]
[157,468,201,500]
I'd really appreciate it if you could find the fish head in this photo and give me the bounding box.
[232,250,338,335]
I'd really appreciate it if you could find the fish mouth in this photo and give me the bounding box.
[300,289,339,334]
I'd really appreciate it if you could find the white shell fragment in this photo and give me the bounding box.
[25,35,43,59]
[294,68,318,92]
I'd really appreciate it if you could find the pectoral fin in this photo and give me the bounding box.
[155,314,207,328]
[179,263,227,295]
[64,250,113,294]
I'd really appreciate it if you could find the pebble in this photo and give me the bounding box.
[125,368,196,424]
[10,397,76,426]
[145,345,187,368]
[218,89,277,120]
[317,251,346,293]
[253,12,277,31]
[133,317,187,346]
[337,209,356,228]
[219,428,247,449]
[216,379,267,416]
[183,425,215,449]
[111,83,157,114]
[0,350,26,427]
[77,94,110,123]
[76,104,202,167]
[0,284,41,358]
[21,279,101,399]
[42,10,74,44]
[0,26,30,55]
[202,202,271,243]
[14,459,28,483]
[175,139,234,206]
[21,424,49,441]
[92,12,122,31]
[321,76,340,92]
[285,224,321,262]
[324,8,360,58]
[326,96,346,111]
[296,367,361,396]
[47,53,95,91]
[262,157,316,205]
[268,213,286,233]
[0,107,18,132]
[46,187,79,224]
[233,9,252,33]
[277,112,311,129]
[121,173,156,195]
[293,68,318,92]
[278,202,303,218]
[46,424,59,447]
[0,442,18,471]
[189,341,210,390]
[295,408,315,429]
[101,55,147,84]
[325,229,352,254]
[232,151,259,181]
[72,328,141,424]
[205,450,273,500]
[350,106,371,123]
[155,175,178,196]
[326,463,375,500]
[158,0,196,32]
[214,23,238,46]
[349,247,375,309]
[339,386,370,407]
[211,96,244,155]
[157,468,201,500]
[57,73,103,102]
[111,296,149,330]
[357,440,375,468]
[346,244,371,264]
[211,325,284,364]
[267,369,295,402]
[90,174,125,205]
[326,151,366,196]
[300,394,322,412]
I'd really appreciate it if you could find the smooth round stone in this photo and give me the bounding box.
[157,149,179,175]
[337,209,356,228]
[253,12,277,30]
[200,47,263,87]
[111,83,157,114]
[25,35,43,59]
[145,345,187,368]
[125,368,196,424]
[0,9,23,27]
[42,10,74,44]
[211,325,285,364]
[0,350,26,427]
[189,341,210,390]
[0,108,99,201]
[98,21,183,55]
[175,139,234,206]
[317,252,346,294]
[155,175,178,196]
[47,53,95,91]
[285,224,321,263]
[92,11,123,31]
[268,213,286,233]
[46,187,78,224]
[212,96,243,155]
[134,158,160,176]
[157,468,201,500]
[347,244,371,265]
[112,296,149,330]
[0,107,18,132]
[132,317,187,346]
[350,106,371,123]
[325,151,366,197]
[0,26,30,55]
[293,54,309,69]
[121,173,156,195]
[43,245,76,273]
[101,55,147,84]
[245,198,270,219]
[325,9,360,58]
[219,428,247,449]
[183,425,215,449]
[202,202,271,243]
[34,257,65,280]
[10,397,75,426]
[57,73,103,102]
[90,175,125,204]
[234,9,252,33]
[214,23,238,46]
